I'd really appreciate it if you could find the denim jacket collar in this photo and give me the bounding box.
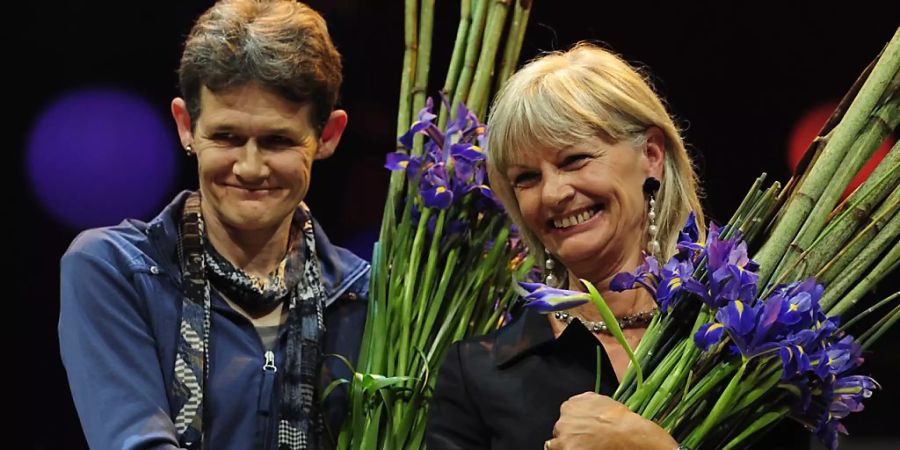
[145,191,369,306]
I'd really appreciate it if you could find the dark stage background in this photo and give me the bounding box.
[16,1,897,448]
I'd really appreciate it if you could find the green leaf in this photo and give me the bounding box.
[582,278,644,386]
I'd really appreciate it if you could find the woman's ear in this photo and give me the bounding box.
[643,126,665,180]
[171,97,193,149]
[315,109,348,160]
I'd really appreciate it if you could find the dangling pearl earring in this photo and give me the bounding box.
[643,177,661,258]
[184,144,193,156]
[544,255,559,287]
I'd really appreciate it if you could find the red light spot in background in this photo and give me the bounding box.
[788,101,894,199]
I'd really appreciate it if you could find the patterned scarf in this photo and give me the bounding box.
[174,192,327,449]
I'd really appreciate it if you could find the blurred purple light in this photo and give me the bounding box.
[26,88,178,229]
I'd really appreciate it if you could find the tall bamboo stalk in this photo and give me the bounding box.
[755,28,900,287]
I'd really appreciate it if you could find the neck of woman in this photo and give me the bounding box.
[204,212,294,279]
[566,275,656,322]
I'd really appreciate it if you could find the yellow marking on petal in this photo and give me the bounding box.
[509,254,525,269]
[399,161,408,168]
[789,303,799,312]
[735,301,745,315]
[475,126,485,134]
[436,186,447,194]
[707,323,724,333]
[471,145,483,153]
[668,278,682,289]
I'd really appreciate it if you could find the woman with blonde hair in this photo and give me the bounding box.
[427,43,804,450]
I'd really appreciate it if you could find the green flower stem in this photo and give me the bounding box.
[816,188,899,288]
[450,0,489,118]
[642,341,698,420]
[741,181,782,246]
[681,362,748,448]
[727,361,782,421]
[614,313,663,401]
[726,173,766,230]
[494,0,531,93]
[860,304,900,350]
[409,209,447,352]
[720,406,790,450]
[642,308,714,420]
[467,0,512,118]
[397,208,432,377]
[820,204,899,311]
[626,339,685,412]
[437,0,472,130]
[840,291,900,331]
[806,140,899,277]
[829,239,899,318]
[583,280,644,386]
[410,0,435,156]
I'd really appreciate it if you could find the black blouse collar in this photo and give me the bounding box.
[494,308,610,370]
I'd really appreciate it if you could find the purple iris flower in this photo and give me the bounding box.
[398,98,441,149]
[517,282,591,313]
[446,101,483,144]
[778,344,812,378]
[716,300,757,348]
[675,212,705,262]
[388,97,492,212]
[811,335,864,379]
[778,291,814,326]
[792,372,880,450]
[464,166,502,210]
[771,277,825,329]
[679,211,701,244]
[657,258,707,312]
[707,237,759,307]
[445,102,471,137]
[610,255,662,296]
[832,375,879,409]
[421,184,453,210]
[451,142,486,165]
[452,156,476,188]
[694,322,726,351]
[384,152,423,181]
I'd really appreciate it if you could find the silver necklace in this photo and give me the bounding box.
[553,307,658,334]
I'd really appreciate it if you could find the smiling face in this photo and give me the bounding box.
[506,133,663,279]
[172,83,346,235]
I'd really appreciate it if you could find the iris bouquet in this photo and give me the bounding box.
[518,29,899,450]
[334,1,534,448]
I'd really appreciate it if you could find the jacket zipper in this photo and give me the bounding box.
[260,350,278,449]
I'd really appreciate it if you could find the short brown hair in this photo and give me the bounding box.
[178,0,342,134]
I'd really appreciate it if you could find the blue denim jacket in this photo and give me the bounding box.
[59,191,369,449]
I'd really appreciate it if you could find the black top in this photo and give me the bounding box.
[426,309,809,450]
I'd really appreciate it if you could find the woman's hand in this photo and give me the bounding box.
[544,392,678,450]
